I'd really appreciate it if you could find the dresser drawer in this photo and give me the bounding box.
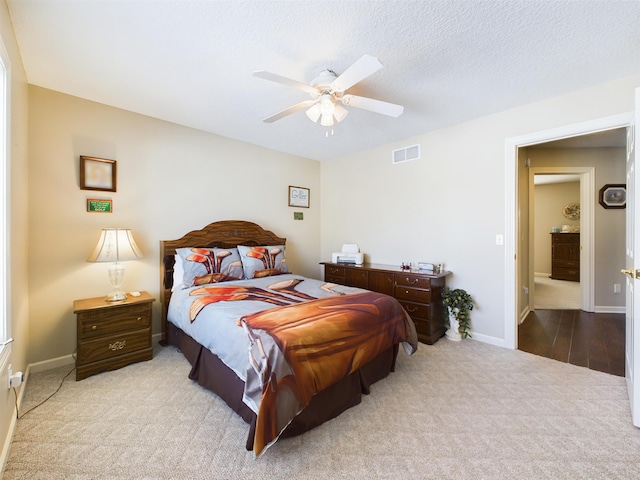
[553,259,579,268]
[413,318,444,342]
[552,267,580,280]
[78,303,151,341]
[78,329,151,364]
[346,269,369,288]
[397,300,430,319]
[394,286,431,303]
[325,265,346,277]
[325,274,346,284]
[395,274,431,289]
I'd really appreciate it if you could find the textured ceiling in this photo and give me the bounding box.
[6,0,640,161]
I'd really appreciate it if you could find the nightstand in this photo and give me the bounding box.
[74,291,155,380]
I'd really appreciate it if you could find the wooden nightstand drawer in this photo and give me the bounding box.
[394,286,431,303]
[78,303,150,340]
[77,329,151,364]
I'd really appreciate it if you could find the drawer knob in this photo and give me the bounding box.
[91,325,97,331]
[137,317,142,321]
[405,290,409,294]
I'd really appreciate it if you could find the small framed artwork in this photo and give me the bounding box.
[599,184,626,209]
[87,198,113,213]
[288,186,310,208]
[293,212,304,220]
[80,156,117,192]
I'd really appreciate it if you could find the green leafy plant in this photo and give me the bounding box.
[442,287,473,338]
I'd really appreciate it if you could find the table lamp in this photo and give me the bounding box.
[87,228,144,301]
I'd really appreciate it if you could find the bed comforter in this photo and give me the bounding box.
[168,274,418,456]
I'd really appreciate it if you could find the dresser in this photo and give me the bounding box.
[321,262,449,344]
[550,233,580,282]
[74,292,155,380]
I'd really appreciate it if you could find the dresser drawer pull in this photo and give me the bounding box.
[137,317,142,321]
[404,277,419,285]
[91,325,97,331]
[109,340,126,351]
[404,305,418,313]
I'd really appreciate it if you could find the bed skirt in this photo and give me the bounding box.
[167,322,399,451]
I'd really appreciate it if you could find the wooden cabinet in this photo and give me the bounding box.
[550,233,580,282]
[320,262,449,344]
[74,292,155,380]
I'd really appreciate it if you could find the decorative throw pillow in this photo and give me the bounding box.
[176,247,244,288]
[238,245,288,279]
[171,254,185,292]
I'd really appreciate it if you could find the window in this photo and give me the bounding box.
[0,35,10,361]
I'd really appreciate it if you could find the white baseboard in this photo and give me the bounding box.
[28,354,75,374]
[594,306,625,314]
[468,332,506,348]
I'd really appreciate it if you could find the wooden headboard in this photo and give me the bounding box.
[159,220,286,345]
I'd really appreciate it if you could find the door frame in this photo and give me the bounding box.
[528,167,595,313]
[504,112,633,349]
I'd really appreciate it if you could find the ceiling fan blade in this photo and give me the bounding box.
[341,94,404,117]
[253,70,317,96]
[262,99,319,123]
[331,54,383,93]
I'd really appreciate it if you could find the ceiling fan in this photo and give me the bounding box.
[253,54,404,127]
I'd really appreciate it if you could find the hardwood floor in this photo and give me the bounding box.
[518,309,625,377]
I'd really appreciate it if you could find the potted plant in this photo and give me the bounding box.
[442,287,473,340]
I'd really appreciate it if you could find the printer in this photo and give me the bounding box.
[331,244,364,265]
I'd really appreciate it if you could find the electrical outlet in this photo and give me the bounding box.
[614,284,621,294]
[523,286,529,294]
[6,364,11,390]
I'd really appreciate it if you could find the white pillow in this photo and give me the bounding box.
[171,254,184,292]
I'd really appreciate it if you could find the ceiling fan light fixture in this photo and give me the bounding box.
[306,103,321,123]
[320,113,334,127]
[333,103,349,123]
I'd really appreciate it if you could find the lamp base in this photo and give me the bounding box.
[105,290,127,302]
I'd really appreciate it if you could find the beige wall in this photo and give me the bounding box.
[533,181,580,274]
[528,147,626,309]
[321,75,639,344]
[27,86,320,365]
[0,0,29,467]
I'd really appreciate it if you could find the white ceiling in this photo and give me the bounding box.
[6,0,640,161]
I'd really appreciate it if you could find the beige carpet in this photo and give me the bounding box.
[534,273,581,310]
[4,340,640,479]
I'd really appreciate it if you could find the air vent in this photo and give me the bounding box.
[392,144,420,164]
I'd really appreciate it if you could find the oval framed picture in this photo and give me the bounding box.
[598,184,626,209]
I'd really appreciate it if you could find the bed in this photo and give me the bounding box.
[160,220,417,456]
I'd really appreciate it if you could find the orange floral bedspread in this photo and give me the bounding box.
[179,276,417,456]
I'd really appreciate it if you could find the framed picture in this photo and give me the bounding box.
[599,184,626,209]
[288,186,310,208]
[87,198,113,213]
[80,156,117,192]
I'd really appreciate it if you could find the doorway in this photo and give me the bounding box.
[515,132,626,375]
[504,113,633,350]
